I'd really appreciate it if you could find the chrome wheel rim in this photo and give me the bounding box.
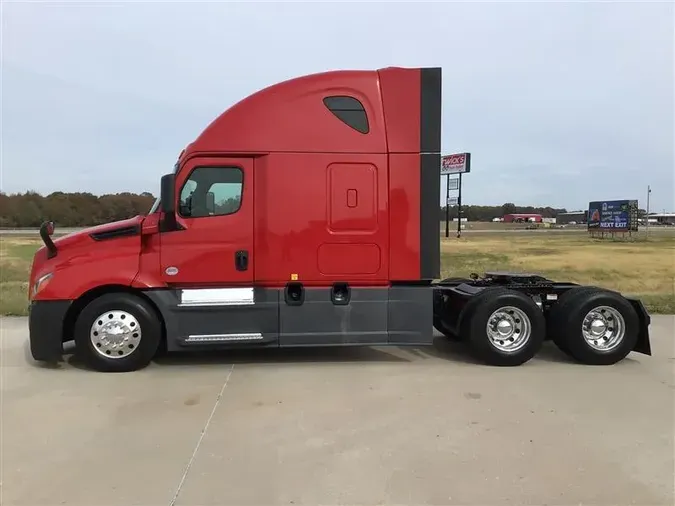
[582,305,625,352]
[486,306,531,353]
[90,310,142,359]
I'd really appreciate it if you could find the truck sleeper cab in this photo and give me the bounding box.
[27,66,651,372]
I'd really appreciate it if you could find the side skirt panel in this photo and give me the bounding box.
[143,287,280,351]
[144,285,434,350]
[279,287,389,346]
[388,284,434,345]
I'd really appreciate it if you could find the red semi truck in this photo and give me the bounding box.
[28,66,651,372]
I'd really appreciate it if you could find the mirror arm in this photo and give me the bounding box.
[160,211,179,233]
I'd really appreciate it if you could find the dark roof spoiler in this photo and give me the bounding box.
[39,221,58,259]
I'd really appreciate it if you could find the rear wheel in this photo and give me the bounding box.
[547,286,598,356]
[465,288,545,366]
[74,292,162,372]
[547,287,639,365]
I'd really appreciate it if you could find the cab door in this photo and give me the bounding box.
[160,157,254,286]
[157,157,279,350]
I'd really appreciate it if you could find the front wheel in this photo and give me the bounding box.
[73,292,162,372]
[466,288,546,366]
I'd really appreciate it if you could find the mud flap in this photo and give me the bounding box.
[28,300,71,362]
[627,297,651,355]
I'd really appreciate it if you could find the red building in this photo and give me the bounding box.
[503,213,543,223]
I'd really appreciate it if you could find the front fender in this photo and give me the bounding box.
[35,240,140,301]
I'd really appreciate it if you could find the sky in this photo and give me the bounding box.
[1,1,673,212]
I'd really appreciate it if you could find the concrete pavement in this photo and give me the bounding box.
[1,316,674,505]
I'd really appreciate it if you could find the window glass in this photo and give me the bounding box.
[323,96,369,134]
[179,166,243,218]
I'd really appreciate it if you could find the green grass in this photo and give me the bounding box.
[440,232,675,314]
[634,294,675,314]
[0,281,30,315]
[1,230,674,316]
[0,237,37,315]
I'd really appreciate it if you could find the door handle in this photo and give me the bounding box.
[235,250,249,271]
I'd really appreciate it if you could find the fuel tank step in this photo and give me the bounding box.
[183,333,264,344]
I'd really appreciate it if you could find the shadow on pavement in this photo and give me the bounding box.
[149,338,643,368]
[149,334,499,367]
[154,345,409,366]
[57,337,494,370]
[28,336,641,371]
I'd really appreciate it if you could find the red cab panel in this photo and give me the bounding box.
[389,153,422,280]
[253,153,389,285]
[377,67,421,154]
[187,70,387,155]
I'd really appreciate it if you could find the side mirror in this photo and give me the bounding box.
[206,191,215,215]
[160,174,175,214]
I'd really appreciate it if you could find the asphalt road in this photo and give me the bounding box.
[2,316,674,505]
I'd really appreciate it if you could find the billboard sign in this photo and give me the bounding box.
[446,197,458,206]
[441,153,471,174]
[448,177,459,190]
[587,200,638,231]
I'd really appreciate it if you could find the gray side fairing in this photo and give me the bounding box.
[143,285,434,351]
[280,287,389,346]
[144,287,280,351]
[388,285,435,344]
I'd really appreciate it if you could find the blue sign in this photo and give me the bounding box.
[588,200,638,231]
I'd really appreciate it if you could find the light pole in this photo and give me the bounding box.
[646,185,651,235]
[445,174,450,238]
[456,172,463,238]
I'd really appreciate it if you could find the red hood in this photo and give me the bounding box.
[53,215,145,249]
[29,214,149,301]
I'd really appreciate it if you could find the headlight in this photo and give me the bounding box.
[31,272,53,299]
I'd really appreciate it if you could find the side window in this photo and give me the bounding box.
[323,96,369,134]
[178,166,243,218]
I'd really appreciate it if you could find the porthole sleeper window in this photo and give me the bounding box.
[323,96,370,134]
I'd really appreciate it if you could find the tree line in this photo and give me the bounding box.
[0,191,572,228]
[0,191,156,228]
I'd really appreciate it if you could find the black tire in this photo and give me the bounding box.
[547,286,599,356]
[466,288,546,366]
[74,292,162,372]
[547,287,639,365]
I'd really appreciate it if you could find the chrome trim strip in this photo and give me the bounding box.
[179,287,254,307]
[185,333,264,343]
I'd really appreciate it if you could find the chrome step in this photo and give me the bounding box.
[184,333,264,343]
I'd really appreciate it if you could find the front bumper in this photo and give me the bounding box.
[28,300,72,362]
